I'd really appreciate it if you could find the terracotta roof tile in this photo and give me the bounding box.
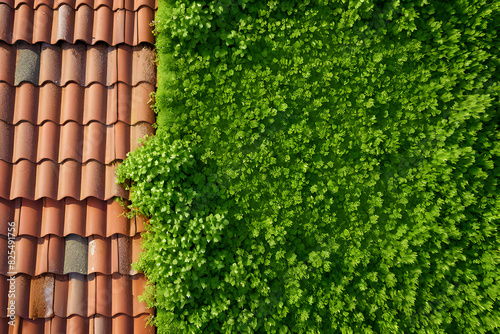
[1,273,151,319]
[0,120,154,164]
[2,234,143,276]
[0,0,155,330]
[0,4,154,45]
[29,275,55,319]
[0,82,155,126]
[0,41,156,86]
[0,314,153,334]
[0,160,127,200]
[3,0,158,11]
[0,198,146,238]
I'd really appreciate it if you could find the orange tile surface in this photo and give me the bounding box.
[0,0,155,332]
[0,4,155,45]
[0,121,154,163]
[0,82,156,125]
[2,0,157,11]
[0,42,156,86]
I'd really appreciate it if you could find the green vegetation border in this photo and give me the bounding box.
[118,0,499,332]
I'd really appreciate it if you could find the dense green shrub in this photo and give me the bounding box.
[117,0,500,332]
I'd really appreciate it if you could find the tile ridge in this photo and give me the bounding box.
[2,0,158,11]
[0,4,155,46]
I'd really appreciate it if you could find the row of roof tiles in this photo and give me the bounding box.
[0,160,127,200]
[0,4,154,46]
[0,82,155,126]
[1,314,154,334]
[0,121,153,163]
[0,198,146,237]
[0,234,142,275]
[0,41,156,86]
[3,0,157,10]
[0,273,151,318]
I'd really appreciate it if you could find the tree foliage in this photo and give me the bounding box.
[117,0,500,332]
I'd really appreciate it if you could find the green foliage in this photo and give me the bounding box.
[118,0,500,332]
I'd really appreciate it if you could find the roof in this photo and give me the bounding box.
[0,0,156,332]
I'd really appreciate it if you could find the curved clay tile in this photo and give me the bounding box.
[0,314,153,334]
[52,314,90,333]
[1,42,156,87]
[0,87,154,132]
[7,274,31,318]
[52,273,151,317]
[0,198,17,235]
[29,274,55,319]
[0,42,156,87]
[0,4,154,45]
[3,0,157,10]
[0,160,127,201]
[0,42,16,83]
[0,198,143,238]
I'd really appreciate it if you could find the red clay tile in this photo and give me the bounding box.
[85,197,107,236]
[14,317,48,333]
[0,4,154,45]
[1,198,138,238]
[14,82,39,124]
[29,274,54,319]
[0,160,13,199]
[117,234,132,275]
[38,43,61,84]
[88,235,110,274]
[59,121,84,162]
[0,275,8,317]
[8,274,30,318]
[54,273,90,317]
[12,4,33,43]
[0,237,9,274]
[60,83,85,123]
[0,5,14,43]
[52,315,90,334]
[37,83,62,124]
[0,121,14,164]
[33,3,53,43]
[0,83,15,123]
[0,198,17,235]
[1,82,155,126]
[35,160,59,199]
[61,42,87,84]
[63,198,86,236]
[37,121,60,162]
[13,121,37,162]
[0,160,127,200]
[47,235,65,274]
[129,82,155,125]
[92,314,112,334]
[8,235,142,276]
[4,0,158,11]
[131,234,142,272]
[74,3,93,43]
[106,199,130,236]
[85,43,108,84]
[0,42,16,84]
[40,198,65,237]
[12,237,36,275]
[88,314,154,334]
[17,198,42,237]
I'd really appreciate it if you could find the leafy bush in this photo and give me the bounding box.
[118,0,500,332]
